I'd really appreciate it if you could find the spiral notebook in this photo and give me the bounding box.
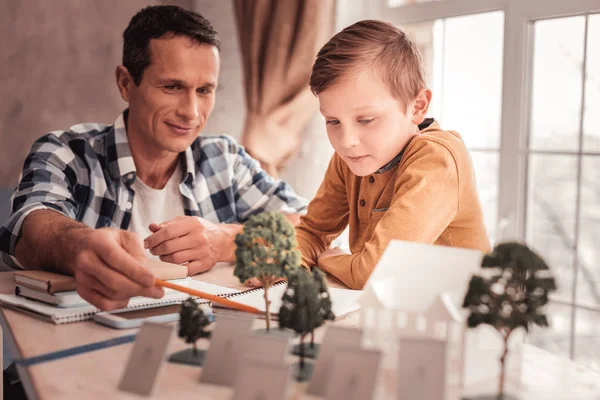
[0,291,206,325]
[189,281,362,318]
[0,280,361,324]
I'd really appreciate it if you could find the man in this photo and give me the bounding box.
[0,5,306,311]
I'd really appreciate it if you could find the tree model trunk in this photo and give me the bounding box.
[498,329,512,397]
[264,281,271,331]
[300,333,306,369]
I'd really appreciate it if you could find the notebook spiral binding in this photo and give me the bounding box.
[214,280,287,299]
[58,292,197,323]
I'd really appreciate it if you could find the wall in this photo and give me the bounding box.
[0,1,385,199]
[0,0,198,187]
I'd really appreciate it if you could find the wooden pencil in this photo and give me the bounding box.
[154,279,262,314]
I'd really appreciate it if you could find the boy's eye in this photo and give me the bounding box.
[198,87,213,95]
[358,118,375,124]
[325,119,340,125]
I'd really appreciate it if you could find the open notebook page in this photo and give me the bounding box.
[206,282,362,318]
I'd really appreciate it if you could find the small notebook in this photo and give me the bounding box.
[188,281,362,318]
[14,259,188,294]
[13,270,77,294]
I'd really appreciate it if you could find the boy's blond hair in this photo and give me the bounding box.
[309,20,426,110]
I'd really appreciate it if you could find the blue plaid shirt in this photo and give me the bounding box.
[0,112,307,269]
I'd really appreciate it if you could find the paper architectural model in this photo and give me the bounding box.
[357,239,526,393]
[200,315,254,387]
[397,337,447,400]
[323,347,382,400]
[234,211,301,331]
[306,326,364,396]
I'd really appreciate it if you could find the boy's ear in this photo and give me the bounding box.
[411,88,432,125]
[115,65,134,103]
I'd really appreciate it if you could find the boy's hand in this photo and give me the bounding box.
[318,246,349,263]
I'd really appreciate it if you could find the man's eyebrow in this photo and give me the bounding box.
[156,78,187,86]
[201,82,217,88]
[156,78,217,88]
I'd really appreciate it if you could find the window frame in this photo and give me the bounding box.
[383,0,600,363]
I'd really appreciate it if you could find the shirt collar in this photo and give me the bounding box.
[106,111,136,183]
[374,118,437,174]
[182,144,197,187]
[107,110,197,187]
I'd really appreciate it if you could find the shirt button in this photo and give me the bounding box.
[126,172,134,180]
[369,176,375,183]
[125,201,132,210]
[359,199,366,207]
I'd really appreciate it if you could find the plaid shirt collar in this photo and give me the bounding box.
[106,110,198,187]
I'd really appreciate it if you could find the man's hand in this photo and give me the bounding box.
[144,216,240,275]
[317,246,349,265]
[71,228,164,311]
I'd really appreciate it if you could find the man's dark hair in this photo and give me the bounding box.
[123,5,220,85]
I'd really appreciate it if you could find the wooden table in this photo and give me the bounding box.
[1,264,599,400]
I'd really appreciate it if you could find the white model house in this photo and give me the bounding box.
[358,240,524,392]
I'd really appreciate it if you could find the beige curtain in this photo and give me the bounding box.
[234,0,335,177]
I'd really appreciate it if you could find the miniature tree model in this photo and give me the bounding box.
[286,267,336,361]
[462,242,557,399]
[178,297,211,356]
[309,267,335,348]
[279,268,322,379]
[234,211,301,331]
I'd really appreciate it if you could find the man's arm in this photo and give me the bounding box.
[15,210,163,310]
[1,133,161,310]
[144,136,306,274]
[15,209,87,274]
[228,136,308,220]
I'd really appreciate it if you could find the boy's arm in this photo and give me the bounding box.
[318,140,459,289]
[296,154,349,267]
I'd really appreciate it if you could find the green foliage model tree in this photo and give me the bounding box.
[279,268,334,369]
[234,211,301,330]
[178,297,211,355]
[462,242,557,398]
[310,267,335,347]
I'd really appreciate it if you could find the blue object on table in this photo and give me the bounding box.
[12,334,137,367]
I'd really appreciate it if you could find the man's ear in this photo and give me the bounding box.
[411,88,432,125]
[115,65,134,102]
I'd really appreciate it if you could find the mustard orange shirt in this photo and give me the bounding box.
[296,119,491,289]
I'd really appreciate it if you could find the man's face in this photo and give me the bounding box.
[318,69,420,177]
[121,36,220,155]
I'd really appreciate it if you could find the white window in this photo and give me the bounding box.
[385,0,600,371]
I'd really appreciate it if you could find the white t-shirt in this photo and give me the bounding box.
[129,163,186,253]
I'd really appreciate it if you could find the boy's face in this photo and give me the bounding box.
[318,69,428,176]
[117,36,220,155]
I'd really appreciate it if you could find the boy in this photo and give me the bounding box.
[296,20,490,289]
